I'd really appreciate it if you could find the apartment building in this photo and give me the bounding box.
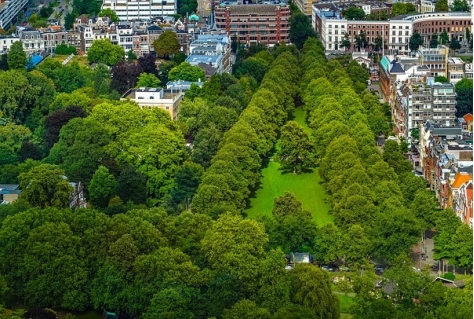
[313,6,472,54]
[101,0,177,21]
[394,78,456,141]
[39,26,67,54]
[214,2,291,46]
[0,0,29,30]
[17,27,44,53]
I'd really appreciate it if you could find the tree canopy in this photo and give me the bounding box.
[153,30,180,59]
[87,39,125,66]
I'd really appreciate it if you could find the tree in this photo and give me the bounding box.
[435,0,449,11]
[374,36,383,52]
[153,30,180,59]
[116,166,148,204]
[355,31,368,51]
[54,44,77,55]
[430,33,439,48]
[98,8,119,22]
[138,55,158,76]
[136,72,161,88]
[87,39,125,66]
[434,75,449,83]
[18,164,73,209]
[7,41,26,70]
[89,166,117,208]
[127,49,137,61]
[342,7,366,20]
[111,61,143,93]
[409,31,424,52]
[341,33,351,51]
[168,62,205,82]
[451,223,473,270]
[452,0,469,11]
[278,121,315,174]
[288,264,340,319]
[17,141,41,162]
[289,12,317,50]
[170,161,204,209]
[223,300,271,319]
[391,3,417,16]
[439,31,449,45]
[455,78,473,117]
[64,12,76,30]
[449,38,461,55]
[53,62,87,93]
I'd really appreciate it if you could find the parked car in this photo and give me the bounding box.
[375,266,385,274]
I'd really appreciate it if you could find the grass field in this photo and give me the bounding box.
[245,108,333,226]
[336,294,355,315]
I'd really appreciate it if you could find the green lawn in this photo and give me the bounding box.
[245,108,333,226]
[337,294,355,315]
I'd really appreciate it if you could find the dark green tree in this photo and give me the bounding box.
[409,31,424,52]
[430,33,439,48]
[455,78,473,116]
[153,30,180,59]
[64,13,76,30]
[435,0,449,11]
[341,33,351,51]
[449,38,461,55]
[452,0,470,11]
[289,12,317,50]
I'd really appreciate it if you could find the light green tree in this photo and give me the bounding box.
[87,39,125,66]
[7,41,26,70]
[168,62,205,82]
[278,121,315,174]
[98,8,119,22]
[136,72,161,88]
[88,166,117,208]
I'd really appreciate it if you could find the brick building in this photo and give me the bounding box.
[215,2,291,46]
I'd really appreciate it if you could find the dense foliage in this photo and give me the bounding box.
[0,30,471,319]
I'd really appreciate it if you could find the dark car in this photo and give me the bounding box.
[375,266,385,274]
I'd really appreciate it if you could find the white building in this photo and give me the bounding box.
[101,0,177,21]
[0,0,29,30]
[312,4,347,52]
[0,34,19,54]
[388,19,412,55]
[121,87,184,120]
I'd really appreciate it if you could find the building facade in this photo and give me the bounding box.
[215,3,291,46]
[313,6,472,54]
[101,0,177,21]
[0,0,29,30]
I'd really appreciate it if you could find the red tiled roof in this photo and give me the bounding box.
[464,113,473,123]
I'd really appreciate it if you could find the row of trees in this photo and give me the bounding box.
[191,48,301,217]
